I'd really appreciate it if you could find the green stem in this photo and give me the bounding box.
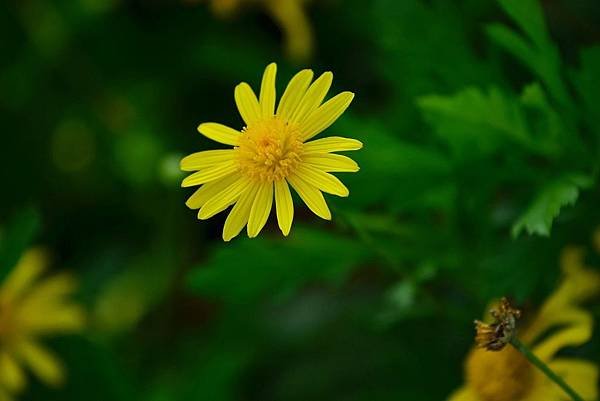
[510,338,584,401]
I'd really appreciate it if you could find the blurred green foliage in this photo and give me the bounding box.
[1,0,600,400]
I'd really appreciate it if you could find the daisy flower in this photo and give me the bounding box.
[448,246,600,401]
[181,63,362,241]
[0,249,85,401]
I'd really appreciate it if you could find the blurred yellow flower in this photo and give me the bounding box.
[449,246,600,401]
[0,249,85,401]
[209,0,314,61]
[181,63,361,241]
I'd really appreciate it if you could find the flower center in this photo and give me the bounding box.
[236,117,303,182]
[466,346,534,401]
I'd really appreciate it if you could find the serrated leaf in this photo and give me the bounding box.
[186,227,368,304]
[327,115,454,211]
[512,174,593,237]
[372,0,498,107]
[519,82,566,156]
[418,86,533,156]
[496,0,548,47]
[487,0,569,105]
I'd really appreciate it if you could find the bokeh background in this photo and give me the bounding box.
[2,0,600,400]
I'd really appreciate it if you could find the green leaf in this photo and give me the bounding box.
[418,86,534,157]
[496,0,548,47]
[418,84,571,159]
[512,174,593,237]
[519,82,570,156]
[316,114,454,211]
[487,0,569,105]
[571,46,600,148]
[372,0,498,105]
[186,226,369,304]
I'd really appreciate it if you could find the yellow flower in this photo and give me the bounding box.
[208,0,314,61]
[0,249,85,401]
[449,247,600,401]
[181,63,361,241]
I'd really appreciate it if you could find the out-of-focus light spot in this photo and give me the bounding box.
[114,132,162,187]
[18,1,68,58]
[52,119,96,173]
[159,153,185,186]
[98,96,136,133]
[210,0,242,17]
[79,0,119,15]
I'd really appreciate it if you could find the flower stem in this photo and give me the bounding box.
[510,338,585,401]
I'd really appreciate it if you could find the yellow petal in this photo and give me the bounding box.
[303,153,359,172]
[303,136,363,153]
[197,123,241,146]
[559,247,600,303]
[181,161,238,187]
[274,180,294,236]
[222,186,258,242]
[264,0,313,61]
[289,71,332,124]
[180,149,235,172]
[235,82,261,126]
[198,176,251,220]
[185,173,239,210]
[27,273,77,301]
[300,91,354,141]
[287,175,331,220]
[0,388,13,401]
[276,69,313,122]
[522,247,600,348]
[0,352,26,393]
[18,304,86,334]
[446,386,479,401]
[546,359,598,401]
[14,339,64,386]
[259,63,277,118]
[0,249,47,304]
[531,308,592,361]
[295,165,349,197]
[247,182,274,238]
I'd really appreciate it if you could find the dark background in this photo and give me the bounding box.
[1,0,600,400]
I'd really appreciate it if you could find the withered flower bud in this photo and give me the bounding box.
[474,297,521,351]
